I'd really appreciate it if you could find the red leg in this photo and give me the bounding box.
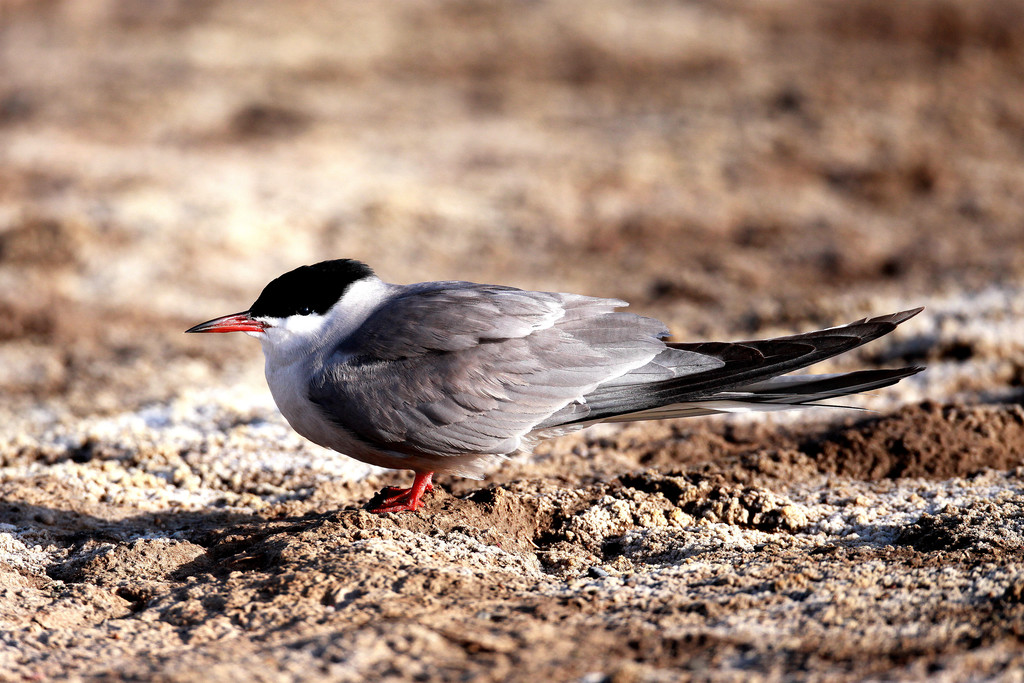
[366,472,434,513]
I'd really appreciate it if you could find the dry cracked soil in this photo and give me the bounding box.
[2,1,1024,681]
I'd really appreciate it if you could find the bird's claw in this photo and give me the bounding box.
[366,472,435,514]
[367,484,434,513]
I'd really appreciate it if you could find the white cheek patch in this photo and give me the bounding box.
[257,314,329,353]
[280,313,328,336]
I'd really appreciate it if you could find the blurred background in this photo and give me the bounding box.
[2,0,1024,424]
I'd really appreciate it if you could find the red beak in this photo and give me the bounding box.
[185,311,267,334]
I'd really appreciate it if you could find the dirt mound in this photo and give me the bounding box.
[804,402,1024,479]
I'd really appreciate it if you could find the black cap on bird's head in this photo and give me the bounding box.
[186,259,375,333]
[249,259,375,319]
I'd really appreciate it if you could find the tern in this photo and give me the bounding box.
[187,259,922,513]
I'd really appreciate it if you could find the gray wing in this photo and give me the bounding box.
[308,282,717,459]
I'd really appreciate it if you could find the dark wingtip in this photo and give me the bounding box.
[871,307,924,326]
[893,306,925,323]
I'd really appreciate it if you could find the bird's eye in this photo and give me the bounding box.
[297,306,313,316]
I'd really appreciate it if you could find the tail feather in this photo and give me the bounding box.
[591,366,923,425]
[533,308,923,433]
[735,367,923,403]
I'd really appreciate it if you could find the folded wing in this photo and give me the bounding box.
[309,282,720,459]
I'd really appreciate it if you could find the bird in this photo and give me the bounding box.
[186,259,923,513]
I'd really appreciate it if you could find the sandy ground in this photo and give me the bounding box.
[2,1,1024,680]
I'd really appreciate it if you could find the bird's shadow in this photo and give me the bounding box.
[0,497,363,583]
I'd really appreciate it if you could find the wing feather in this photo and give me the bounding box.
[307,284,703,459]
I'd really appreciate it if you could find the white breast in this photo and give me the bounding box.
[257,276,414,469]
[264,357,334,447]
[264,351,415,470]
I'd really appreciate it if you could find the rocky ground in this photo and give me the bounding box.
[2,1,1024,680]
